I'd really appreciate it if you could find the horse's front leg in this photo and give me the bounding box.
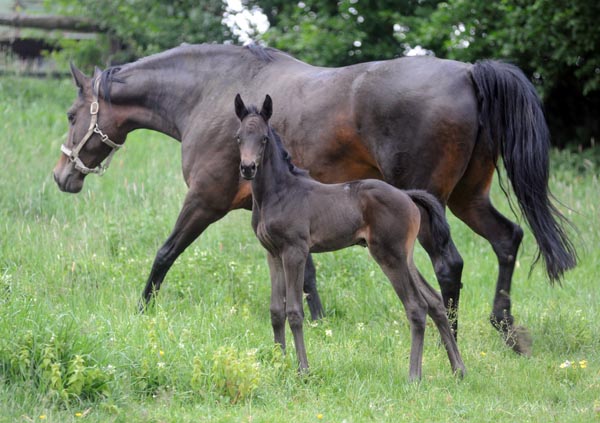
[139,186,231,311]
[267,253,286,351]
[282,247,309,371]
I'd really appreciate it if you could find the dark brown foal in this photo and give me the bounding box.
[235,94,465,380]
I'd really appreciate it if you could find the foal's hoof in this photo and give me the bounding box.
[453,366,466,379]
[504,325,532,357]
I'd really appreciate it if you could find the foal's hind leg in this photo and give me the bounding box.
[413,268,465,377]
[282,247,310,371]
[369,245,428,380]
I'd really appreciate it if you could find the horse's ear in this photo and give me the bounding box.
[260,94,273,121]
[235,93,249,121]
[69,62,88,89]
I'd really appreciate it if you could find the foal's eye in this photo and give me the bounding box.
[236,136,241,144]
[67,113,76,124]
[262,136,268,144]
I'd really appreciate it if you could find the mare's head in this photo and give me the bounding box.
[53,64,127,193]
[234,93,273,180]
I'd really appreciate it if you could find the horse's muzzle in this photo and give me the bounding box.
[240,162,257,180]
[53,162,85,193]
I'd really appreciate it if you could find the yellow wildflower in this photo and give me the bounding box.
[317,414,323,419]
[579,360,588,369]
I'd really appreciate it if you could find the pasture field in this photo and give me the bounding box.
[1,77,599,422]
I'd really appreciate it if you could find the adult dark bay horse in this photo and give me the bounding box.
[53,43,576,354]
[234,93,465,379]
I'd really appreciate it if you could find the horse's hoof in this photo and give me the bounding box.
[504,325,532,357]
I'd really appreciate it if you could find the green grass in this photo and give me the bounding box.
[1,76,599,422]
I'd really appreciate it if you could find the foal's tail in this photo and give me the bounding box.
[406,190,451,250]
[471,60,577,283]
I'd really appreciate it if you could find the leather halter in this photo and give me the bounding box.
[60,78,122,175]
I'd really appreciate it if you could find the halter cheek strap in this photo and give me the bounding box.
[60,78,122,175]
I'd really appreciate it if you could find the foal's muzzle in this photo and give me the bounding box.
[240,162,257,180]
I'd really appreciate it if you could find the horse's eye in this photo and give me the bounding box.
[262,136,268,144]
[67,113,76,124]
[236,136,241,144]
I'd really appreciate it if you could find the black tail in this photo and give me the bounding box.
[406,190,451,250]
[471,60,577,283]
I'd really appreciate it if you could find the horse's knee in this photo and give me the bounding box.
[270,306,286,329]
[286,308,304,329]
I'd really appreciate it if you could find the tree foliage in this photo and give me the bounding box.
[405,0,600,146]
[251,0,441,66]
[253,0,598,146]
[46,0,230,69]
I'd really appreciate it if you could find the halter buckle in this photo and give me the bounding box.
[90,101,99,115]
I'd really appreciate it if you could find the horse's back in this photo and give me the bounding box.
[270,56,480,201]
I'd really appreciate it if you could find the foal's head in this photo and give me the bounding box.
[234,94,273,180]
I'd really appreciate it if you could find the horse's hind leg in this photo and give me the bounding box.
[304,254,324,320]
[448,190,531,355]
[414,268,465,377]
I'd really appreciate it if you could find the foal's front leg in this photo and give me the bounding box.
[282,247,310,371]
[267,253,287,351]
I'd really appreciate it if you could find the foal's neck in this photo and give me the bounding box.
[251,131,299,207]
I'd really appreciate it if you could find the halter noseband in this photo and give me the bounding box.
[60,77,122,175]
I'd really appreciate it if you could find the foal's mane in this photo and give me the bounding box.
[271,127,309,177]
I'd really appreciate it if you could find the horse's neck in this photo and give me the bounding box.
[108,46,278,141]
[108,60,228,139]
[252,139,296,208]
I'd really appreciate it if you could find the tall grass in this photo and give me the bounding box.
[1,77,598,422]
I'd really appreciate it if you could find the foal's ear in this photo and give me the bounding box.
[260,94,273,121]
[69,62,88,89]
[93,66,102,80]
[235,94,249,121]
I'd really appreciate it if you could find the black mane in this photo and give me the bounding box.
[269,124,310,177]
[244,43,278,63]
[98,66,123,104]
